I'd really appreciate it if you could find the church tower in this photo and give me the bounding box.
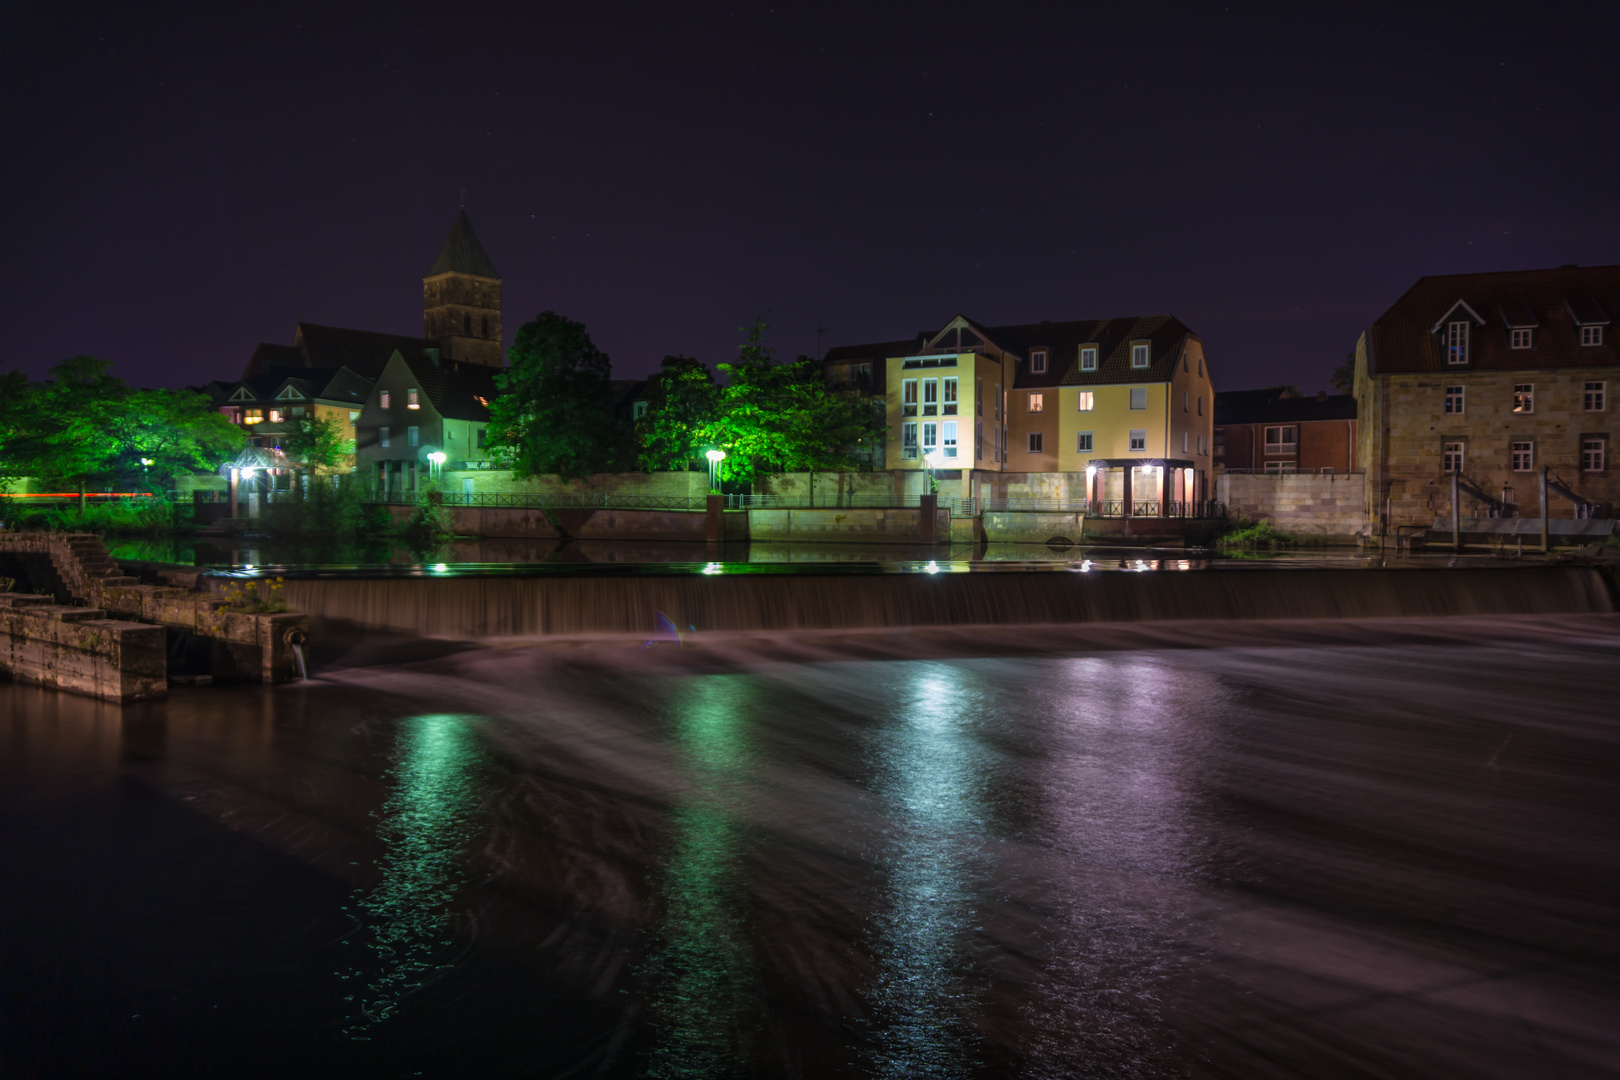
[423,210,503,367]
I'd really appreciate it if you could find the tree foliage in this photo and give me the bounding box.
[486,311,618,479]
[635,355,719,472]
[1330,353,1355,394]
[282,413,352,472]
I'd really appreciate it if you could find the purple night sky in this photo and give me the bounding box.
[4,2,1617,391]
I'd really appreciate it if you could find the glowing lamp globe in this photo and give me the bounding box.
[705,449,726,463]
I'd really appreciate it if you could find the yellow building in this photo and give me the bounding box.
[862,313,1215,506]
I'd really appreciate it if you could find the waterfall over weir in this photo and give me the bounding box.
[260,566,1616,639]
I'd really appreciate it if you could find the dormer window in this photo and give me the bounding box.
[1029,348,1048,374]
[1510,328,1533,349]
[1582,325,1605,347]
[1131,342,1150,369]
[1445,321,1470,365]
[407,388,420,410]
[1080,345,1097,371]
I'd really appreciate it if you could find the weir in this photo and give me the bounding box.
[227,565,1615,639]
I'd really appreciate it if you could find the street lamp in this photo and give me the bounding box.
[427,451,446,478]
[924,450,941,495]
[705,449,726,494]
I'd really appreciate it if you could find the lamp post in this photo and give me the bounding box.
[427,451,446,479]
[924,450,941,496]
[705,449,726,496]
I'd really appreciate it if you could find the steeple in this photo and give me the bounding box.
[423,210,503,367]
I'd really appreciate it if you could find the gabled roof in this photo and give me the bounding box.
[386,350,500,423]
[1428,299,1486,332]
[426,209,500,279]
[1214,388,1357,425]
[1367,264,1620,375]
[292,323,440,378]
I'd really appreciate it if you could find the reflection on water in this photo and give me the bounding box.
[642,678,759,1078]
[866,666,988,1077]
[343,713,487,1034]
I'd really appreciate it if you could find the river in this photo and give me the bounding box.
[3,613,1618,1077]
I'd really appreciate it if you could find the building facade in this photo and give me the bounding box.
[204,366,374,467]
[1354,264,1618,528]
[1214,389,1357,474]
[355,350,499,494]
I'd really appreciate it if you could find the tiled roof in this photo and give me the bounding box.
[425,209,500,278]
[395,351,499,422]
[1214,389,1356,425]
[1368,264,1620,375]
[293,323,441,378]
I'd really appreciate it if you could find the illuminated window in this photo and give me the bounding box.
[923,379,938,416]
[902,379,918,417]
[407,426,419,447]
[942,377,958,415]
[407,388,420,409]
[1129,429,1146,452]
[349,410,360,422]
[1080,345,1098,371]
[1131,342,1150,368]
[1077,431,1093,453]
[1030,348,1047,373]
[942,421,958,457]
[922,421,938,454]
[1443,441,1464,474]
[1028,392,1044,413]
[1129,387,1147,410]
[1444,385,1464,414]
[902,423,918,459]
[1077,391,1094,412]
[1264,425,1298,453]
[1513,383,1534,414]
[1584,381,1606,411]
[1581,325,1604,347]
[1027,431,1044,454]
[1583,437,1606,472]
[380,390,391,409]
[1511,440,1534,472]
[1511,328,1533,349]
[380,426,391,448]
[268,409,282,423]
[1446,321,1470,364]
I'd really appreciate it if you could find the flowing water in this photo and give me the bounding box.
[3,613,1618,1077]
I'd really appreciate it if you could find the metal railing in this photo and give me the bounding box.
[361,490,981,515]
[981,498,1225,518]
[1219,467,1365,475]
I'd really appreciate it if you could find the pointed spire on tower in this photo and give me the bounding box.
[426,209,500,279]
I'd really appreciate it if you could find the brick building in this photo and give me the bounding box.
[1213,388,1357,473]
[1353,264,1618,529]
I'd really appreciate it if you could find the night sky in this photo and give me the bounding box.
[4,2,1618,392]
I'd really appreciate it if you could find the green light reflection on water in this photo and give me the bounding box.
[342,713,486,1035]
[642,677,759,1079]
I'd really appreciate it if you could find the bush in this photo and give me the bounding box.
[1,495,182,535]
[258,473,379,537]
[401,494,455,552]
[1217,519,1297,551]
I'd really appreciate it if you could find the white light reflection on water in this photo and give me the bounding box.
[865,664,990,1078]
[642,677,760,1079]
[342,713,487,1035]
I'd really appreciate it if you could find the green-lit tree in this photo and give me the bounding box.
[111,387,246,488]
[487,311,617,479]
[0,369,30,493]
[636,355,719,472]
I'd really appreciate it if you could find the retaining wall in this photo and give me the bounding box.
[0,593,166,701]
[1216,472,1368,539]
[984,511,1086,545]
[746,507,949,545]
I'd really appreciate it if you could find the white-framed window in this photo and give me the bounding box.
[922,421,938,454]
[1511,328,1533,349]
[975,377,983,416]
[407,388,420,409]
[1264,460,1298,473]
[348,410,360,422]
[1511,440,1534,472]
[1446,321,1470,365]
[1027,431,1044,454]
[1077,431,1093,453]
[407,426,420,447]
[975,420,983,460]
[380,426,391,448]
[1443,441,1464,474]
[633,400,648,420]
[1129,387,1147,410]
[943,377,958,415]
[1444,385,1464,414]
[1028,392,1044,413]
[902,379,918,417]
[1584,381,1606,411]
[902,422,918,459]
[1513,383,1534,414]
[1131,342,1150,368]
[1030,348,1047,373]
[1080,345,1098,371]
[922,378,938,416]
[380,390,391,409]
[1582,436,1606,472]
[1129,429,1147,452]
[268,409,283,423]
[1182,431,1189,453]
[942,420,958,457]
[1264,425,1298,453]
[1581,325,1605,347]
[1077,391,1095,412]
[1182,390,1189,412]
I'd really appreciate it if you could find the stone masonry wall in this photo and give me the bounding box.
[1217,472,1368,539]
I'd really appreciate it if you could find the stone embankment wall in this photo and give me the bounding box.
[983,511,1086,545]
[747,507,950,545]
[440,469,708,498]
[0,593,166,701]
[1216,473,1369,540]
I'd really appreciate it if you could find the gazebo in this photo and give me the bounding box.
[1082,457,1202,516]
[223,445,292,517]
